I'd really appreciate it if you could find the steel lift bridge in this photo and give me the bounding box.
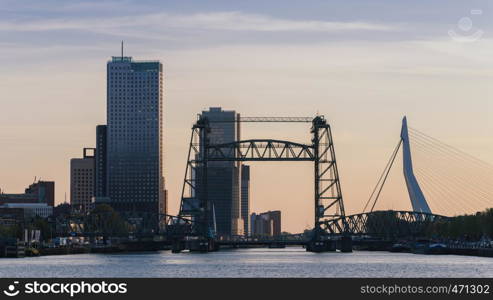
[171,115,351,252]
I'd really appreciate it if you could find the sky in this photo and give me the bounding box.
[0,0,492,233]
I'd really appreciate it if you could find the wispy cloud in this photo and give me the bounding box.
[0,11,395,36]
[162,12,395,32]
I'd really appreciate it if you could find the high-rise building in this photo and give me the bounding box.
[241,165,250,236]
[106,55,165,229]
[250,210,282,237]
[70,148,95,214]
[200,107,242,236]
[95,125,107,197]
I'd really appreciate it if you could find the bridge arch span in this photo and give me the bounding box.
[207,139,315,161]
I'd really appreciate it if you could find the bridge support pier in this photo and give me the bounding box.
[338,236,353,253]
[171,240,184,253]
[172,238,219,253]
[306,236,353,253]
[189,238,218,253]
[306,240,337,253]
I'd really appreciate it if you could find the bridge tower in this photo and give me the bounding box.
[309,116,350,252]
[401,117,432,214]
[174,116,218,252]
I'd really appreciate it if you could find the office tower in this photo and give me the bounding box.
[250,210,282,237]
[106,54,165,230]
[70,148,95,214]
[95,125,107,197]
[200,107,242,236]
[241,165,250,236]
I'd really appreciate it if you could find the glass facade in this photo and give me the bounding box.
[106,56,165,228]
[201,107,242,236]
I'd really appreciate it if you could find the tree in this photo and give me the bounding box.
[85,204,129,241]
[0,224,21,239]
[30,217,54,241]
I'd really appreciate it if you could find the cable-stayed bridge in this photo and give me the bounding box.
[325,116,493,238]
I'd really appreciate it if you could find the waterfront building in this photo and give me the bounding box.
[106,54,166,230]
[1,203,53,219]
[70,148,95,214]
[250,210,282,237]
[200,107,242,237]
[0,180,55,207]
[0,207,24,224]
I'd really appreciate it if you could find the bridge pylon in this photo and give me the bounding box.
[174,116,217,251]
[309,116,350,252]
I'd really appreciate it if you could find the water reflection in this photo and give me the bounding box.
[1,248,492,278]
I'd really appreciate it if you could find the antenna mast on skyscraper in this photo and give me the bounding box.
[121,40,124,60]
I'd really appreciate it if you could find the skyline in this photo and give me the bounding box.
[1,0,492,233]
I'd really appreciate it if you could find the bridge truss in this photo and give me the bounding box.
[323,210,448,238]
[177,115,347,245]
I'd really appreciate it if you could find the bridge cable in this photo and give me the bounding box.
[409,127,493,171]
[370,139,402,212]
[409,132,493,189]
[414,168,482,215]
[414,158,493,214]
[363,139,402,213]
[362,139,402,213]
[411,143,493,197]
[410,139,493,200]
[413,149,493,206]
[415,134,493,194]
[407,129,493,215]
[409,132,492,175]
[410,134,493,199]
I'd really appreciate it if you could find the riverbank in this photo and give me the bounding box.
[353,240,493,258]
[3,239,493,258]
[1,240,172,258]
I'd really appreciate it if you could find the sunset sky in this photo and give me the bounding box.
[0,0,492,232]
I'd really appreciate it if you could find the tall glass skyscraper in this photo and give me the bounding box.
[201,107,243,236]
[106,55,165,230]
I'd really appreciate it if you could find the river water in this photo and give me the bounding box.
[0,248,492,278]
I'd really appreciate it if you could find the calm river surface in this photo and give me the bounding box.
[1,248,492,278]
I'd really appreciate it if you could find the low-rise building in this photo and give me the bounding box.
[0,180,55,207]
[1,203,53,219]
